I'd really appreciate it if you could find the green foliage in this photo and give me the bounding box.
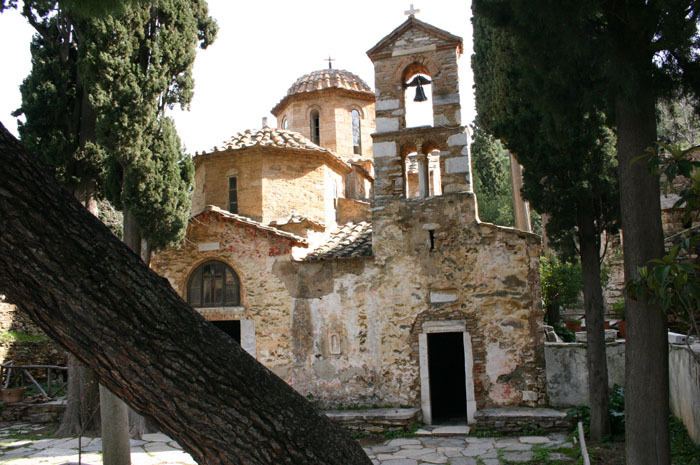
[540,256,582,314]
[670,416,700,465]
[0,331,49,343]
[658,96,700,148]
[608,385,625,436]
[553,323,575,343]
[471,127,514,226]
[14,0,215,249]
[610,299,626,320]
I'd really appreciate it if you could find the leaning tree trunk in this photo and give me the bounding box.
[56,186,102,437]
[616,92,670,465]
[0,125,372,465]
[577,206,610,442]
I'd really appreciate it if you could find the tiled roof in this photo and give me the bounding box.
[302,222,373,261]
[272,69,374,115]
[269,213,325,230]
[192,205,307,245]
[286,69,373,96]
[216,127,329,153]
[199,127,351,172]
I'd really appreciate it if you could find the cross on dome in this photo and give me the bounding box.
[325,56,336,69]
[405,3,420,17]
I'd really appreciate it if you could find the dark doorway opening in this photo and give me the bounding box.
[428,332,467,423]
[212,320,241,344]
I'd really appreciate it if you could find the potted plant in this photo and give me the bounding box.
[611,299,626,339]
[565,318,583,333]
[0,368,26,404]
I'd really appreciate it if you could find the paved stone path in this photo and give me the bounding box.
[0,423,576,464]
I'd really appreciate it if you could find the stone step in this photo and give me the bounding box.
[325,408,420,435]
[473,407,572,434]
[415,424,470,436]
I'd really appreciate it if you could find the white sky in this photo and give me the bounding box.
[0,0,474,154]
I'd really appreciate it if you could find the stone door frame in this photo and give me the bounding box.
[419,320,477,425]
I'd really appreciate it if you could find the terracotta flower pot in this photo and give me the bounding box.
[1,387,26,404]
[617,321,626,339]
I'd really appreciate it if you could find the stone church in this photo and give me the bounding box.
[152,15,546,425]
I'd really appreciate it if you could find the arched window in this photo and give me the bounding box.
[187,261,240,308]
[351,109,362,155]
[404,152,421,199]
[310,109,320,145]
[281,117,289,130]
[404,71,433,128]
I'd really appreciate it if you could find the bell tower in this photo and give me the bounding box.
[367,15,473,260]
[367,15,471,205]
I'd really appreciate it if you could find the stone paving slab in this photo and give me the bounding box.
[0,423,577,465]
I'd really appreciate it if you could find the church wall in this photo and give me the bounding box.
[280,193,546,409]
[192,151,263,220]
[261,152,345,226]
[277,91,375,161]
[150,214,300,378]
[153,194,546,412]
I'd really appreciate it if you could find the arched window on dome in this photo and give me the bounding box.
[187,261,240,308]
[281,117,289,130]
[310,109,321,145]
[351,109,362,155]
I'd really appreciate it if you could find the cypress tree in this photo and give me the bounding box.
[474,1,700,461]
[472,8,620,441]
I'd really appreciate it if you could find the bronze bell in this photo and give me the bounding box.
[407,75,431,102]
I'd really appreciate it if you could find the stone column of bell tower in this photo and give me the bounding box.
[367,16,471,207]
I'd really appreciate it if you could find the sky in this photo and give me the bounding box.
[0,0,474,154]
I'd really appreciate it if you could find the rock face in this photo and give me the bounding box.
[152,16,547,424]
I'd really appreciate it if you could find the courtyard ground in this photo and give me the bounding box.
[0,422,579,465]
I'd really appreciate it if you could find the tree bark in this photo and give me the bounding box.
[0,124,372,465]
[577,206,610,442]
[616,93,670,465]
[56,185,101,437]
[56,353,101,437]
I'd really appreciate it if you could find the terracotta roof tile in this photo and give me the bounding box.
[199,127,351,172]
[302,222,372,261]
[285,69,373,96]
[193,206,308,245]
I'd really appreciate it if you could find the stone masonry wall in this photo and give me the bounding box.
[0,301,65,369]
[192,148,348,227]
[275,91,376,161]
[192,151,263,219]
[152,192,546,411]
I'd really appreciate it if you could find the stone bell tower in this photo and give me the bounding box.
[367,14,471,204]
[367,14,473,260]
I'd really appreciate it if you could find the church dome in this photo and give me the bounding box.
[271,68,374,116]
[286,69,373,96]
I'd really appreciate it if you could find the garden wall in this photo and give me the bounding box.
[545,341,625,407]
[669,343,700,444]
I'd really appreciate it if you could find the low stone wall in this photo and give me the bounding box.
[324,408,420,435]
[473,407,571,434]
[669,343,700,444]
[545,341,625,407]
[0,399,65,423]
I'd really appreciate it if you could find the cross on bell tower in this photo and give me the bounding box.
[404,3,420,17]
